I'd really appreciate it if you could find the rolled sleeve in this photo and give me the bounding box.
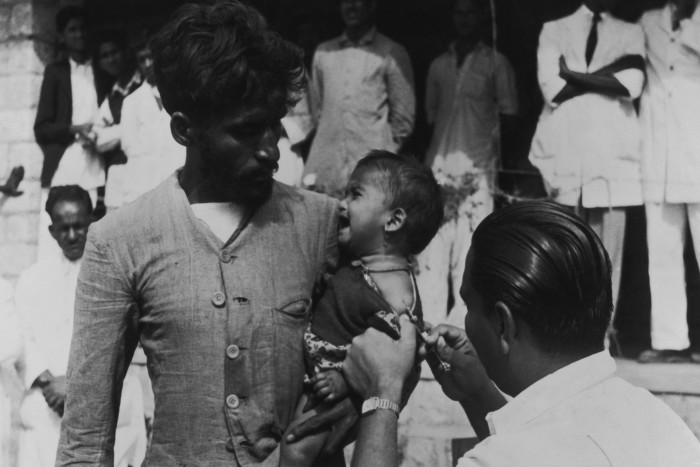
[386,44,416,145]
[56,229,138,466]
[537,22,567,107]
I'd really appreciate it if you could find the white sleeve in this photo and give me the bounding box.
[495,53,519,115]
[0,279,22,365]
[14,272,49,388]
[537,22,567,107]
[679,6,700,55]
[612,24,646,99]
[94,99,122,153]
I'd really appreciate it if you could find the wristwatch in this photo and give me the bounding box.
[361,397,400,418]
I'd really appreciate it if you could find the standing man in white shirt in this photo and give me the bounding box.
[417,0,518,327]
[343,202,700,467]
[15,186,146,467]
[529,0,646,343]
[105,35,186,209]
[303,0,415,197]
[638,0,700,363]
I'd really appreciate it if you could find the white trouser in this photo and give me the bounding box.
[646,202,699,350]
[415,174,493,330]
[580,207,627,311]
[18,368,146,467]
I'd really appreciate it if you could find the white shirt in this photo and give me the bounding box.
[191,202,246,243]
[640,4,700,203]
[458,351,700,467]
[52,58,104,190]
[0,277,22,366]
[529,5,645,208]
[425,42,518,179]
[106,83,185,208]
[15,254,81,388]
[303,27,415,194]
[15,254,147,467]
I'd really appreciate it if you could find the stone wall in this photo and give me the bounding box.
[0,0,82,286]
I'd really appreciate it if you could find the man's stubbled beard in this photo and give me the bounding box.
[194,132,279,208]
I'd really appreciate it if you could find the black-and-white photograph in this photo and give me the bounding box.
[1,0,699,465]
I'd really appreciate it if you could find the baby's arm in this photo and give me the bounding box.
[310,369,349,403]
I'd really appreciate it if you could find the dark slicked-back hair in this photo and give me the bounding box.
[150,1,306,120]
[355,150,443,255]
[469,201,612,356]
[45,185,93,220]
[56,6,86,34]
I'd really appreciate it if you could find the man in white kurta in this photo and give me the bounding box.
[638,0,700,363]
[302,0,415,197]
[105,44,185,209]
[417,0,518,328]
[15,186,146,467]
[529,1,645,321]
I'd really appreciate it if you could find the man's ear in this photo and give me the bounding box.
[48,224,58,241]
[493,301,517,356]
[385,207,407,233]
[170,111,194,147]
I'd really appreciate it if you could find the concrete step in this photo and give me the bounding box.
[614,357,700,439]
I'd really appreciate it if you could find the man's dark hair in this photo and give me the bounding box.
[355,150,443,255]
[149,1,306,120]
[93,29,126,52]
[129,28,154,55]
[56,6,86,34]
[45,185,93,219]
[469,201,612,355]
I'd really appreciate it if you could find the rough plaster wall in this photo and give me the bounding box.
[0,0,83,286]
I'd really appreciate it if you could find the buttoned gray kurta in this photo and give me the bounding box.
[56,174,338,466]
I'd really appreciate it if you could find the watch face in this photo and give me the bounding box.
[361,397,377,414]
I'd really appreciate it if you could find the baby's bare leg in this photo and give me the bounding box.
[310,369,349,402]
[280,393,331,467]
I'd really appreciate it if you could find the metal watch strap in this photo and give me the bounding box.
[362,396,400,418]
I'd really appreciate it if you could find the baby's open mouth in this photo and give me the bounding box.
[338,216,350,229]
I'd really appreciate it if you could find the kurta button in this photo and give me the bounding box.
[212,291,226,307]
[226,345,240,359]
[219,250,232,263]
[225,438,235,452]
[226,394,240,409]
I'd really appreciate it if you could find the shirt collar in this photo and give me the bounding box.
[339,26,377,47]
[111,70,142,98]
[577,4,609,21]
[486,350,616,435]
[447,41,486,57]
[69,57,91,70]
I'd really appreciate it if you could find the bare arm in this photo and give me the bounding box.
[343,317,417,467]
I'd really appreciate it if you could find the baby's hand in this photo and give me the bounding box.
[310,370,348,403]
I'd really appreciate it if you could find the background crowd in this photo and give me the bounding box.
[0,0,699,465]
